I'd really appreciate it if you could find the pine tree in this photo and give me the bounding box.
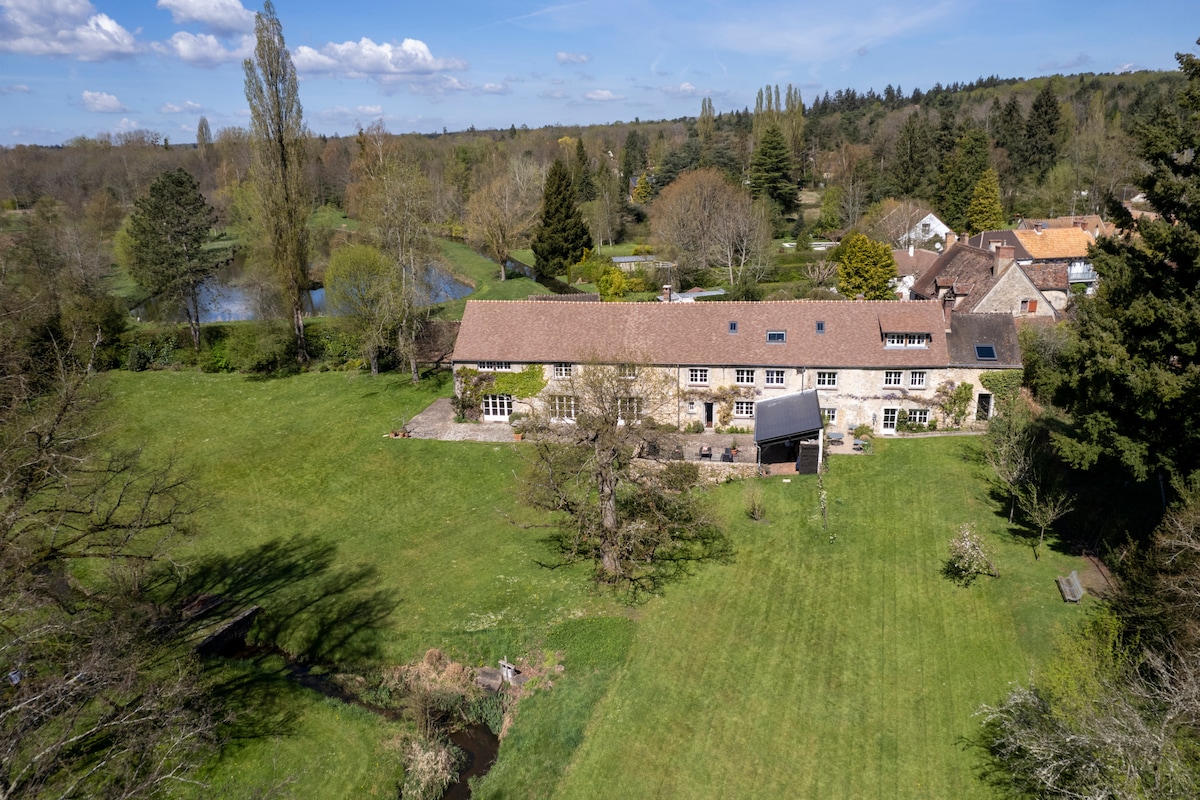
[748,124,795,212]
[994,95,1025,154]
[620,129,645,193]
[888,112,932,198]
[937,128,990,231]
[124,168,223,352]
[966,168,1006,233]
[573,138,596,202]
[531,159,592,279]
[1023,81,1063,179]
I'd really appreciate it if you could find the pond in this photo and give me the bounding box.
[136,257,473,324]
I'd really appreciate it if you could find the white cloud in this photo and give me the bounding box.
[0,0,138,61]
[540,89,567,100]
[584,89,622,102]
[156,0,254,35]
[293,37,466,80]
[479,83,511,95]
[115,117,140,132]
[556,51,589,65]
[660,81,701,98]
[82,90,128,112]
[160,100,204,114]
[0,83,31,95]
[357,104,383,115]
[153,31,251,67]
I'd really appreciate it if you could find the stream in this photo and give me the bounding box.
[219,643,499,797]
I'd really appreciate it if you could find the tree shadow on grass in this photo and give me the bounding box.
[146,535,400,743]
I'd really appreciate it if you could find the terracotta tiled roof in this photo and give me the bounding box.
[910,245,1001,309]
[1018,216,1115,238]
[452,299,1009,370]
[1022,262,1069,291]
[1011,227,1093,260]
[891,248,940,279]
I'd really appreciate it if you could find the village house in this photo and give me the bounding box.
[910,241,1060,320]
[966,225,1098,301]
[451,299,1021,452]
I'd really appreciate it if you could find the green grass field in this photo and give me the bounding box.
[101,372,1092,798]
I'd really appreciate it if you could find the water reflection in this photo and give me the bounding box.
[136,258,472,324]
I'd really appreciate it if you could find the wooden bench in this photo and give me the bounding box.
[1056,570,1085,603]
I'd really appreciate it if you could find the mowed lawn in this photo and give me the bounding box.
[102,369,613,665]
[103,371,1090,798]
[546,438,1090,799]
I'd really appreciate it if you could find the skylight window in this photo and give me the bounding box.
[729,321,738,334]
[975,344,997,361]
[766,330,786,344]
[816,321,825,334]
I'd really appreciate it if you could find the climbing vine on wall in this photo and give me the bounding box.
[980,370,1023,414]
[682,385,756,428]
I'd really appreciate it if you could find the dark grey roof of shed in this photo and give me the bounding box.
[754,389,824,445]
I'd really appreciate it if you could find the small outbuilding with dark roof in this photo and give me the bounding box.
[753,390,824,472]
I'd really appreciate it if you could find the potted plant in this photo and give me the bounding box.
[509,412,527,441]
[730,438,739,457]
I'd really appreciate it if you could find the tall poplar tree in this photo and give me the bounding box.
[531,159,592,279]
[243,0,312,363]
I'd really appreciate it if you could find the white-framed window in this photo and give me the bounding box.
[909,371,927,388]
[617,397,642,422]
[479,361,512,371]
[908,408,929,425]
[882,407,898,432]
[549,395,577,421]
[733,401,755,418]
[884,333,930,348]
[481,393,512,420]
[616,363,637,379]
[735,368,755,385]
[816,371,837,387]
[689,367,709,385]
[765,369,785,386]
[554,363,573,379]
[822,407,837,424]
[884,371,902,387]
[767,330,786,344]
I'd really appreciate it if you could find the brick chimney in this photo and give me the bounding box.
[993,244,1016,275]
[661,284,672,303]
[942,293,954,332]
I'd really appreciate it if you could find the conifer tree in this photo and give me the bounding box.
[531,159,592,279]
[937,128,990,231]
[889,112,932,198]
[835,232,897,299]
[748,124,795,212]
[966,168,1006,234]
[573,138,596,202]
[124,168,223,352]
[1023,81,1063,179]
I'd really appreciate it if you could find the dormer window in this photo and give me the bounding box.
[885,333,930,348]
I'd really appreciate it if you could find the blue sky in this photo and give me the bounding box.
[1,0,1197,146]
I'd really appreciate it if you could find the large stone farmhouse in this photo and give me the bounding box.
[451,299,1021,446]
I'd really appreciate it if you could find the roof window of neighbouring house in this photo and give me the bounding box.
[816,321,825,334]
[974,344,997,361]
[729,321,738,334]
[767,330,786,343]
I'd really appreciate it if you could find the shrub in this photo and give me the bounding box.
[659,461,700,492]
[744,484,766,521]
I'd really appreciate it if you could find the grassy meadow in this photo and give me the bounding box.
[101,370,1092,798]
